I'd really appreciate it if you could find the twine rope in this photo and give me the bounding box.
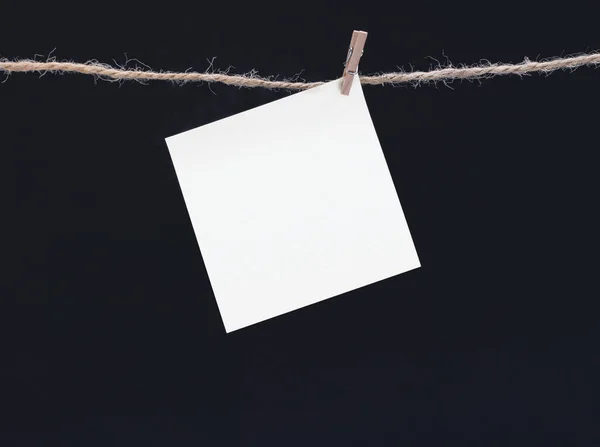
[2,53,600,89]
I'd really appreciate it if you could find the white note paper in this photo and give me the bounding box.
[166,76,420,332]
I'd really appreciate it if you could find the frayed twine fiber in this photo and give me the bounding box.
[2,52,600,89]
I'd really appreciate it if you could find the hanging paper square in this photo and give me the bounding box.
[166,76,420,332]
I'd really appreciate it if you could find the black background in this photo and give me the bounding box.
[2,1,599,445]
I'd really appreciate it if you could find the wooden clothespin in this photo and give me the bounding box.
[341,30,368,95]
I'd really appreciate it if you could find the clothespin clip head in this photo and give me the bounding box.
[341,30,368,95]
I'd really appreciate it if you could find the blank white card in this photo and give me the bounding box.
[166,76,420,332]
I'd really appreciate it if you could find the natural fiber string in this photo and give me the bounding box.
[2,53,600,89]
